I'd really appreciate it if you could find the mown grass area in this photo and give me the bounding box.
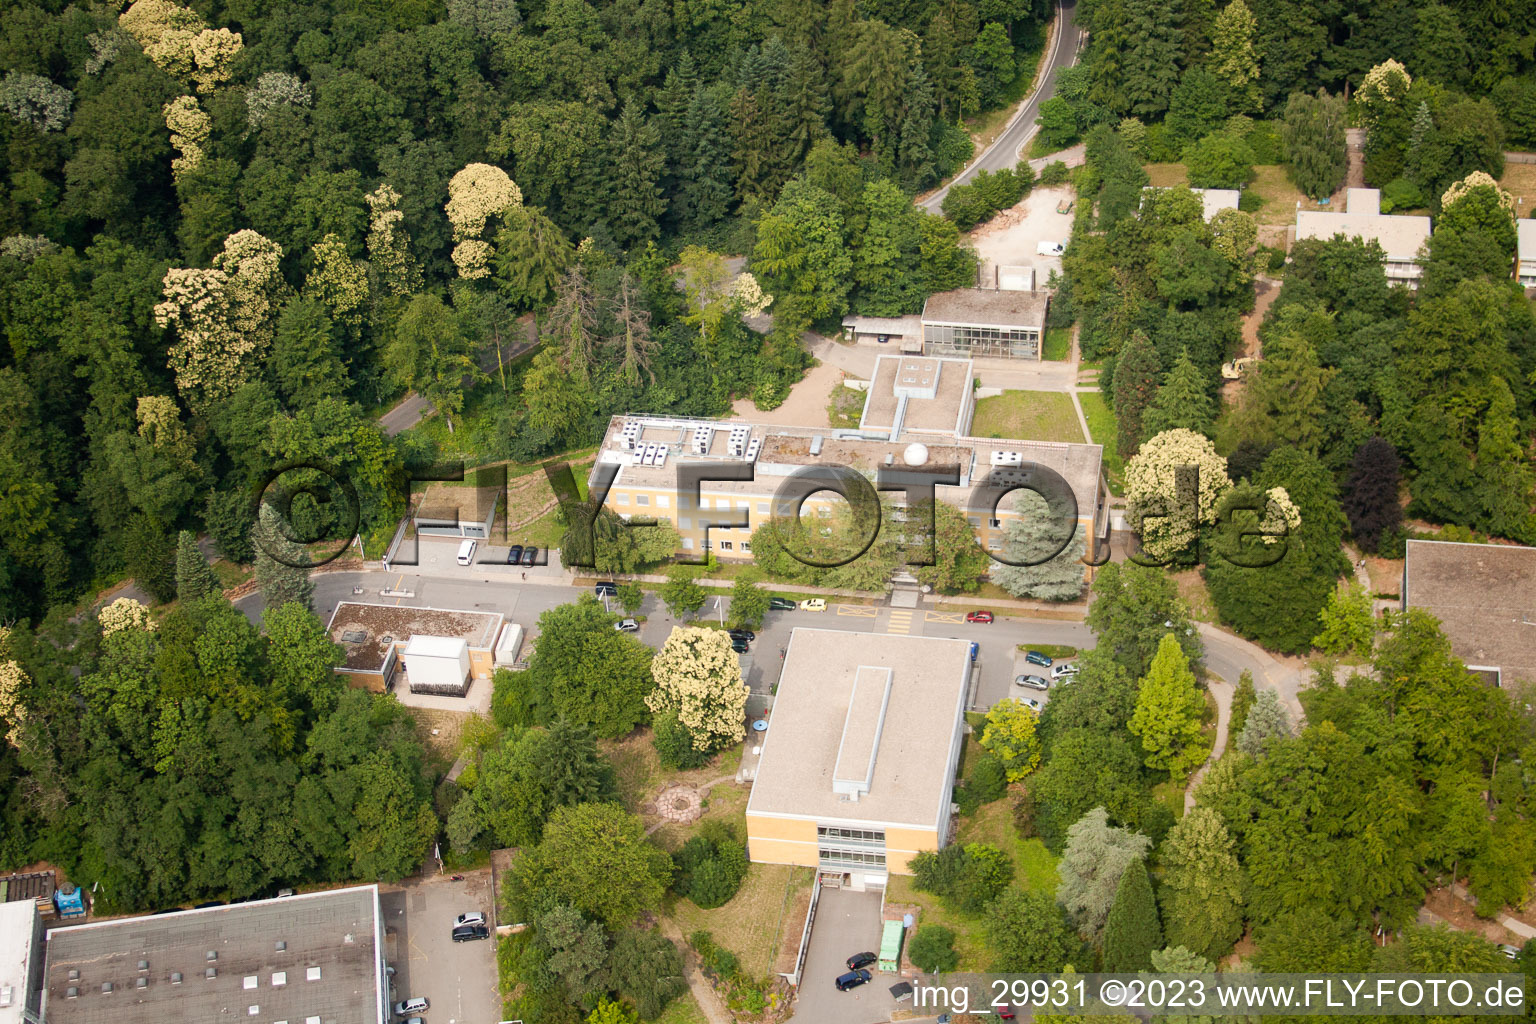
[1151,779,1188,822]
[956,799,1061,892]
[1075,390,1123,494]
[1144,162,1188,187]
[601,729,743,816]
[1042,327,1072,361]
[1015,642,1078,659]
[666,864,813,979]
[971,390,1084,443]
[1247,165,1323,226]
[826,381,865,428]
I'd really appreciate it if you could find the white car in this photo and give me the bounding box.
[455,912,485,927]
[614,618,640,632]
[1035,240,1065,256]
[1016,696,1043,712]
[798,598,827,612]
[1050,662,1079,680]
[1014,675,1049,692]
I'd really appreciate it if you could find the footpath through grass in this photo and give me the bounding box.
[971,390,1084,443]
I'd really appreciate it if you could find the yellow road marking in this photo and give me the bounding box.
[393,574,405,605]
[836,604,878,617]
[886,610,915,635]
[926,612,965,623]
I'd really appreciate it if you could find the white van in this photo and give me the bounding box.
[456,539,477,565]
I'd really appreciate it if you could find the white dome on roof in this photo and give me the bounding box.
[903,442,929,466]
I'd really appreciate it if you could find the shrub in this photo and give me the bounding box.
[970,753,1008,803]
[911,842,1014,913]
[654,712,709,770]
[672,825,748,908]
[1037,160,1070,186]
[1238,188,1263,212]
[1380,177,1425,212]
[908,925,959,973]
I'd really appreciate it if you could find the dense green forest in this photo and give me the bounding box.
[0,0,1041,624]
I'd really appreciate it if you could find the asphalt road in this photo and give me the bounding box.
[918,0,1085,212]
[239,563,1298,714]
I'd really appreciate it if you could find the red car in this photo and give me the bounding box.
[965,611,994,624]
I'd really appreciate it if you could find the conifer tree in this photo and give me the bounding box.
[252,502,314,612]
[1129,633,1206,781]
[1102,859,1163,971]
[604,102,667,249]
[1112,330,1163,458]
[1142,349,1215,438]
[1158,806,1246,960]
[1208,0,1260,111]
[175,528,219,602]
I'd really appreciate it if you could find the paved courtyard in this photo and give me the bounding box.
[788,888,894,1024]
[381,873,499,1024]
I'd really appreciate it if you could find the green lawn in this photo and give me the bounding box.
[971,391,1084,443]
[1076,390,1123,494]
[667,864,812,979]
[1042,327,1072,361]
[655,993,709,1024]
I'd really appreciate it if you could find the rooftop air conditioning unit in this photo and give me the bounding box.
[990,451,1023,467]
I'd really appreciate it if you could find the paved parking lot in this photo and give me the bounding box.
[380,874,499,1024]
[789,889,894,1024]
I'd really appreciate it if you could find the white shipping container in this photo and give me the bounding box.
[494,623,524,666]
[402,635,471,693]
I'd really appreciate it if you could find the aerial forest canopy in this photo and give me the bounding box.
[0,0,1042,623]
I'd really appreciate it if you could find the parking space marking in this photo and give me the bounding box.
[926,611,965,623]
[837,604,878,617]
[886,610,915,635]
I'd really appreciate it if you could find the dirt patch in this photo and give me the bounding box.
[405,707,473,761]
[732,360,845,429]
[773,884,814,976]
[967,186,1075,285]
[1424,886,1523,945]
[1362,554,1404,597]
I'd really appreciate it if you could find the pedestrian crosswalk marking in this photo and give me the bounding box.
[886,610,915,635]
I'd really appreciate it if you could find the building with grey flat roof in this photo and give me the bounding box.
[0,901,42,1024]
[920,287,1049,359]
[745,629,971,890]
[1401,540,1536,687]
[41,886,384,1024]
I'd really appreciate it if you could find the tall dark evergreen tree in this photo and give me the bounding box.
[1342,437,1402,554]
[678,85,735,232]
[1112,330,1163,457]
[1119,0,1184,117]
[1102,858,1163,971]
[175,528,220,603]
[1142,349,1215,438]
[603,102,668,249]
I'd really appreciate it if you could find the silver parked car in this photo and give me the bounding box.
[1013,674,1049,691]
[1050,662,1079,680]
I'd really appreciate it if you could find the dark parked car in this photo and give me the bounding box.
[594,581,618,597]
[451,924,490,942]
[521,545,538,567]
[965,610,994,623]
[506,544,524,564]
[769,597,797,611]
[835,969,872,991]
[1023,650,1053,667]
[728,629,755,642]
[730,637,750,653]
[846,951,877,970]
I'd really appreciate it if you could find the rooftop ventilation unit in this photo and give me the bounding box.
[170,973,183,985]
[207,951,218,962]
[206,968,218,980]
[136,978,148,991]
[340,630,366,644]
[101,983,113,995]
[1,986,12,1007]
[654,445,668,468]
[809,436,824,456]
[67,970,79,982]
[990,450,1023,467]
[745,437,761,461]
[138,960,149,973]
[275,941,286,952]
[65,988,78,1000]
[691,425,713,454]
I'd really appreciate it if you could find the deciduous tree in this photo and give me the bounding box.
[1158,806,1246,960]
[646,627,747,755]
[980,698,1043,782]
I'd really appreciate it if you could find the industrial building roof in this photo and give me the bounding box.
[747,629,970,829]
[0,901,39,1024]
[1402,540,1536,686]
[920,288,1049,330]
[41,886,383,1024]
[1295,189,1431,264]
[858,356,972,436]
[325,603,502,672]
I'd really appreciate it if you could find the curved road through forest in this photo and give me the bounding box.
[918,0,1085,212]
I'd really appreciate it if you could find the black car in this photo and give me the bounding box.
[846,951,877,970]
[728,629,755,642]
[835,969,872,991]
[452,924,490,942]
[521,545,538,567]
[768,598,797,611]
[730,637,750,653]
[594,581,618,597]
[506,544,524,565]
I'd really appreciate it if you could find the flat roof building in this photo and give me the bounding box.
[1145,186,1239,220]
[1517,218,1536,289]
[1401,540,1536,687]
[41,886,385,1024]
[921,288,1049,360]
[1294,188,1432,289]
[590,356,1107,570]
[745,629,972,890]
[0,901,42,1024]
[325,602,503,693]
